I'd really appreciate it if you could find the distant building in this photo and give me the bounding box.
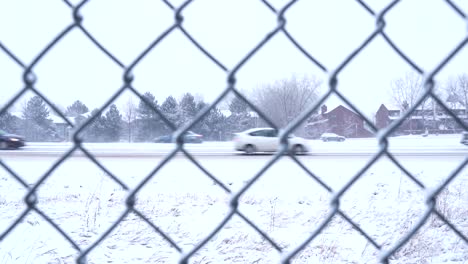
[375,103,467,135]
[10,111,73,141]
[306,104,373,138]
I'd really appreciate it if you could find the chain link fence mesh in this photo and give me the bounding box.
[1,0,467,263]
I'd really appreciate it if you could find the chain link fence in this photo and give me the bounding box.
[1,0,467,263]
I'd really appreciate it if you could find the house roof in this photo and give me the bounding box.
[326,104,361,117]
[383,103,401,111]
[50,114,68,124]
[305,118,328,127]
[10,111,22,118]
[219,110,259,118]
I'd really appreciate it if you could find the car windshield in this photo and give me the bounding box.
[247,129,297,138]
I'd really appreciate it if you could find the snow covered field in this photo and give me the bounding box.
[0,135,467,263]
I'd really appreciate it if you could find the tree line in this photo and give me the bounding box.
[1,73,466,142]
[0,91,259,142]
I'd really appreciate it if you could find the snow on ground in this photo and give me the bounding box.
[0,135,467,263]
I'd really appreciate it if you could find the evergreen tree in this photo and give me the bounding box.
[196,100,206,112]
[104,104,122,142]
[0,111,19,134]
[65,100,89,117]
[229,96,250,114]
[136,92,162,141]
[227,96,256,134]
[137,92,158,119]
[186,99,229,141]
[84,109,107,142]
[21,96,56,141]
[160,95,180,131]
[179,93,197,126]
[192,100,206,134]
[74,115,87,128]
[198,106,227,140]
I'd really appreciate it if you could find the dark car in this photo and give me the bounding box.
[0,130,26,149]
[154,131,203,144]
[461,132,468,146]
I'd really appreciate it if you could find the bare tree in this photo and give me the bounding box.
[454,73,468,115]
[437,74,468,132]
[122,96,136,142]
[390,72,425,110]
[444,77,459,109]
[390,72,431,133]
[251,75,322,134]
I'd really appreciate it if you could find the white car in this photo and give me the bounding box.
[233,127,309,155]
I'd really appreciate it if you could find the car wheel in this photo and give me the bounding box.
[339,138,345,142]
[292,145,305,155]
[0,141,8,150]
[244,144,256,155]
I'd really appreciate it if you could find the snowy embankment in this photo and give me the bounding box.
[0,134,467,263]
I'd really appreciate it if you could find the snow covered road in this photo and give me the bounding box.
[1,134,467,158]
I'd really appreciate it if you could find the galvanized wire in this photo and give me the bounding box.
[0,0,467,263]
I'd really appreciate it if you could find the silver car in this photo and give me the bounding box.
[320,132,346,142]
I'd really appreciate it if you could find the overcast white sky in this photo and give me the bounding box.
[1,0,467,119]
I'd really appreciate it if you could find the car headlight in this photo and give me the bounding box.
[9,138,19,142]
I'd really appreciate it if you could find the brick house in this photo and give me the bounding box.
[306,104,374,138]
[375,104,401,130]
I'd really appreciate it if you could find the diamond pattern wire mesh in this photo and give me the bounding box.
[0,0,467,263]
